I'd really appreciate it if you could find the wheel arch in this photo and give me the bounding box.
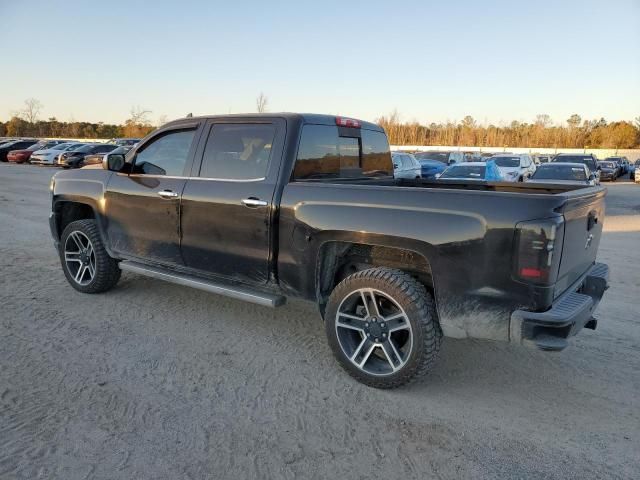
[315,240,436,316]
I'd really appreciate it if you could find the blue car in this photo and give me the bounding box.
[417,159,447,179]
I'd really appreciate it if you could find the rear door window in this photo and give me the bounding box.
[293,125,392,180]
[199,124,276,180]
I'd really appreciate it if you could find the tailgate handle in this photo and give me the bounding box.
[587,211,598,231]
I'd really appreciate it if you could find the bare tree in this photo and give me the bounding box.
[128,106,152,126]
[256,93,268,113]
[21,98,43,124]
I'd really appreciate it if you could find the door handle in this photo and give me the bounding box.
[242,198,268,207]
[157,190,178,198]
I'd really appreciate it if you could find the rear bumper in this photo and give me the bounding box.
[510,262,609,351]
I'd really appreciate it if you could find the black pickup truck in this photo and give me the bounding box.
[49,113,610,388]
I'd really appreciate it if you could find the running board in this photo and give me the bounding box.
[119,261,286,308]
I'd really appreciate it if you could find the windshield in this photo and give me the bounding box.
[441,165,486,179]
[599,162,615,169]
[533,164,587,180]
[414,152,449,163]
[27,143,46,151]
[70,144,91,152]
[493,157,520,168]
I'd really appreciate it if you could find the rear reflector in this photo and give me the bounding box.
[335,116,361,128]
[519,268,544,279]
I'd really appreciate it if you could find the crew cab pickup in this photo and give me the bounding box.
[49,113,610,388]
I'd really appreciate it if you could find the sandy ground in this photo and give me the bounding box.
[1,163,639,480]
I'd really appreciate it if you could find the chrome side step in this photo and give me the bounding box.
[119,261,286,308]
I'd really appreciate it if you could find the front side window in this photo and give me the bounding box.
[133,129,196,176]
[200,124,275,180]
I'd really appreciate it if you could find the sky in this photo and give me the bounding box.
[1,0,639,127]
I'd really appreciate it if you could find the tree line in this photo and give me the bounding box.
[0,99,158,139]
[377,112,640,149]
[2,97,639,149]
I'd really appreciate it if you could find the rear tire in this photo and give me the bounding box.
[324,267,442,389]
[59,219,120,293]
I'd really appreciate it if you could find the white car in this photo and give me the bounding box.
[391,152,422,179]
[491,154,536,182]
[30,143,80,165]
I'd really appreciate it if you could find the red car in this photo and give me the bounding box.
[7,140,67,163]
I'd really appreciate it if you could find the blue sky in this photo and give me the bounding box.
[1,0,639,126]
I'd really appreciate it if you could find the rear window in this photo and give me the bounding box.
[553,155,597,171]
[293,125,392,180]
[414,151,449,163]
[493,157,520,167]
[533,164,587,180]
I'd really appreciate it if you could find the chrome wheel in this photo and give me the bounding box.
[64,231,96,286]
[335,288,413,376]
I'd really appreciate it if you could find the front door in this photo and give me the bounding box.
[104,125,200,266]
[180,119,284,284]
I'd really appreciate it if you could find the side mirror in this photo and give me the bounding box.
[103,153,125,171]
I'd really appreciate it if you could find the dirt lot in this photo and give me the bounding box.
[1,163,639,480]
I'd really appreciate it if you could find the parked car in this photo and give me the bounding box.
[0,139,39,162]
[528,163,597,186]
[629,159,638,180]
[49,113,610,388]
[604,156,626,176]
[551,154,600,182]
[491,153,536,181]
[109,138,140,147]
[391,152,422,179]
[635,161,640,183]
[597,161,618,182]
[57,143,118,168]
[30,143,81,165]
[412,151,454,179]
[436,162,487,181]
[82,145,133,168]
[7,140,68,163]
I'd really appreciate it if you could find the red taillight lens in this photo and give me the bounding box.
[514,218,564,284]
[335,116,361,128]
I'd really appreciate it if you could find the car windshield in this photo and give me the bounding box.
[493,157,520,167]
[27,143,45,151]
[599,162,615,169]
[441,165,486,179]
[414,152,449,163]
[532,164,587,180]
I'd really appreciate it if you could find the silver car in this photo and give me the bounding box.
[30,143,80,165]
[391,152,422,179]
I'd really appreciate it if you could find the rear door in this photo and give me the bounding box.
[104,123,201,266]
[180,118,285,284]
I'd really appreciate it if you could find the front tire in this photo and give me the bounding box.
[324,267,442,389]
[59,219,121,293]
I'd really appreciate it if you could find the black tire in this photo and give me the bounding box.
[324,267,442,389]
[59,219,121,293]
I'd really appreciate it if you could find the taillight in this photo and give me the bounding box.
[335,116,361,128]
[514,217,564,284]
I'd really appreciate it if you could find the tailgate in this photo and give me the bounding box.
[555,187,606,297]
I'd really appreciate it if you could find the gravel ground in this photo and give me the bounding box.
[1,163,639,480]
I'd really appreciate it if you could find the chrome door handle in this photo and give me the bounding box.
[242,198,267,207]
[157,190,178,198]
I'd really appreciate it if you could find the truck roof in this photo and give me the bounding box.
[164,112,384,132]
